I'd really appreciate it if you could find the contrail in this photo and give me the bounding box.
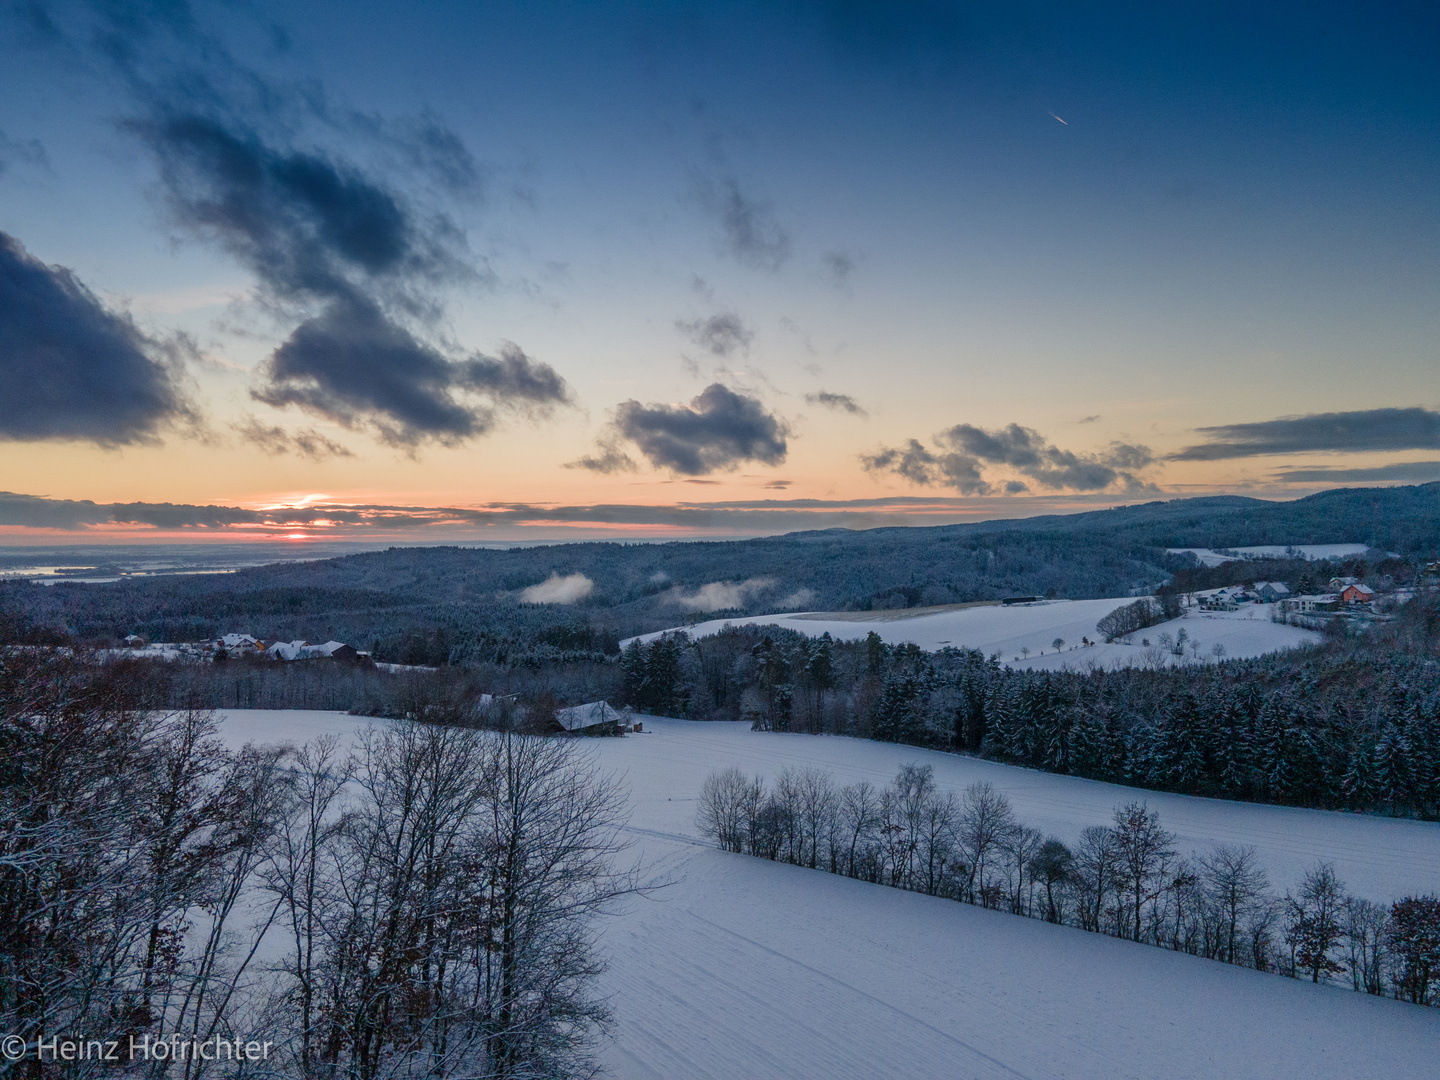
[1048,111,1068,125]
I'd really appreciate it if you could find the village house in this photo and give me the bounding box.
[1253,582,1291,602]
[215,633,261,656]
[1279,594,1341,615]
[1340,583,1375,605]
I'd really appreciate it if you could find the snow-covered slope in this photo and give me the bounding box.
[625,598,1322,671]
[214,711,1440,1079]
[1168,544,1374,567]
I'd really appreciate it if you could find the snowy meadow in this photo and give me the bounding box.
[215,710,1440,1080]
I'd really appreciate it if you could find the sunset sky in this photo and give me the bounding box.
[2,2,1438,543]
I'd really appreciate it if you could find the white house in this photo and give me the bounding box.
[218,633,260,655]
[1279,594,1340,614]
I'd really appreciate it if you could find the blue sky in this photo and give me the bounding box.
[1,1,1437,541]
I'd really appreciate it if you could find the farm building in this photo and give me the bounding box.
[556,700,632,734]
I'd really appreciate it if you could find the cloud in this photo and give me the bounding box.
[864,423,1154,493]
[0,232,192,444]
[677,311,754,357]
[565,437,638,475]
[586,383,789,476]
[0,129,47,175]
[1077,414,1101,424]
[806,390,867,416]
[519,572,594,604]
[1171,408,1440,461]
[822,250,855,285]
[670,577,775,612]
[110,37,566,448]
[1272,461,1440,483]
[234,416,352,459]
[695,174,790,271]
[943,423,1153,491]
[0,490,1174,536]
[251,297,571,445]
[861,439,991,494]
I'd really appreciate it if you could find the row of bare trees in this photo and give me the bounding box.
[696,763,1440,1005]
[0,652,639,1080]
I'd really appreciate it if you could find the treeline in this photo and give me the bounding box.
[619,593,1440,819]
[0,651,638,1080]
[696,764,1440,1005]
[155,652,625,720]
[1165,552,1413,596]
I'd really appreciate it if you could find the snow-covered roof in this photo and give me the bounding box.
[556,700,624,732]
[266,639,309,660]
[1254,582,1290,595]
[220,633,258,647]
[302,640,350,657]
[1343,583,1375,597]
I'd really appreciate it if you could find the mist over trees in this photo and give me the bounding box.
[696,763,1440,1006]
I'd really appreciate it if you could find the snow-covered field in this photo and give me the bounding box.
[626,598,1322,671]
[215,709,1440,1079]
[1168,544,1375,567]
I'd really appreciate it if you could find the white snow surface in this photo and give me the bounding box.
[214,709,1440,1080]
[625,598,1322,671]
[1168,544,1375,567]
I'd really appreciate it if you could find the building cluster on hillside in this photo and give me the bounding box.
[120,632,374,666]
[1195,575,1391,625]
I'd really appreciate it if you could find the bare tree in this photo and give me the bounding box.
[957,782,1016,905]
[1201,845,1268,965]
[696,767,753,854]
[792,768,838,871]
[264,723,640,1080]
[837,781,880,880]
[1112,802,1175,943]
[1072,826,1120,933]
[1343,896,1390,996]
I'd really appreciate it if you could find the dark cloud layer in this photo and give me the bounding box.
[864,422,1154,493]
[1172,408,1440,461]
[695,174,790,271]
[1273,461,1440,484]
[0,232,190,444]
[806,390,867,416]
[106,27,567,449]
[677,311,754,357]
[584,383,789,476]
[253,298,570,445]
[0,490,1140,536]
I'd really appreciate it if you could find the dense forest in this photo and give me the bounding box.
[4,484,1440,822]
[4,484,1439,661]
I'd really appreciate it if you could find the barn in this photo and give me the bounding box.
[555,701,630,734]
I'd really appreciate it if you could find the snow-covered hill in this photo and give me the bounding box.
[1167,544,1375,567]
[625,598,1322,671]
[215,710,1440,1080]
